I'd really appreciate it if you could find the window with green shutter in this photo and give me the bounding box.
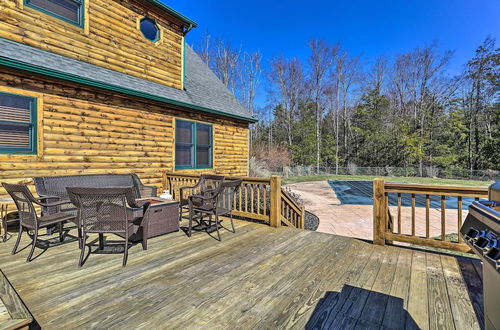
[0,92,37,155]
[175,119,212,169]
[25,0,84,27]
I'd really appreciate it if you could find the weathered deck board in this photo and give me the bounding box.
[427,253,455,330]
[0,269,32,330]
[407,251,430,329]
[382,248,412,329]
[0,220,483,329]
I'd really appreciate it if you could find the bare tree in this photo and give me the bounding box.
[367,56,388,95]
[211,39,241,92]
[329,49,360,173]
[196,30,212,65]
[240,51,262,114]
[308,39,339,172]
[268,56,304,146]
[240,51,262,149]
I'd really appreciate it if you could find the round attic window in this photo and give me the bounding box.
[140,17,160,42]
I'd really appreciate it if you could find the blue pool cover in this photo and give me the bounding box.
[328,180,477,210]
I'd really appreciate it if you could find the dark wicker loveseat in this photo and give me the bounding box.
[34,174,157,216]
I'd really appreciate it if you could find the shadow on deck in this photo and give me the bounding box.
[0,220,483,329]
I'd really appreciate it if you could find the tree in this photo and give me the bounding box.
[465,36,499,170]
[307,39,339,172]
[268,56,304,146]
[196,33,499,176]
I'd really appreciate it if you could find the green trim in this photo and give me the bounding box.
[0,55,258,123]
[145,0,197,28]
[182,38,186,90]
[0,91,37,155]
[24,0,84,28]
[175,119,213,170]
[139,17,161,42]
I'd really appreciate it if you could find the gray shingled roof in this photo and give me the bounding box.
[0,38,254,122]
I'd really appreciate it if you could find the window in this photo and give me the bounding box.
[25,0,84,27]
[139,17,161,42]
[0,92,37,155]
[175,119,212,169]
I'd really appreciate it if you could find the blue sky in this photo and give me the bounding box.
[170,0,499,104]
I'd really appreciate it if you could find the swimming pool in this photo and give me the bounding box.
[328,180,476,210]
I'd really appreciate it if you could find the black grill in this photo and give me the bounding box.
[460,181,500,330]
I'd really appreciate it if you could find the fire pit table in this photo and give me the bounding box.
[128,198,180,243]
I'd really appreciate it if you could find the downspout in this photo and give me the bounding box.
[183,23,193,36]
[182,24,193,90]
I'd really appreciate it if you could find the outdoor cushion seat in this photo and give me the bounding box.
[33,174,156,216]
[19,212,77,230]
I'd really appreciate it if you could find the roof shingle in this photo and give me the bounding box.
[0,38,254,122]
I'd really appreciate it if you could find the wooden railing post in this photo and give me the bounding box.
[373,178,387,245]
[300,205,305,229]
[162,172,168,191]
[270,175,282,228]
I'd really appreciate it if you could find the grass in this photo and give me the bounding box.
[283,174,493,187]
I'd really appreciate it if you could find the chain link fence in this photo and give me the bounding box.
[275,165,500,182]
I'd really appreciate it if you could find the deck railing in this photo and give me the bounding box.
[162,173,305,229]
[373,178,489,252]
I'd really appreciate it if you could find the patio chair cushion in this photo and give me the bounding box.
[33,174,156,215]
[21,212,76,229]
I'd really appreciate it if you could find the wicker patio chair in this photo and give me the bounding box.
[188,179,242,241]
[66,187,146,267]
[179,175,225,221]
[2,183,76,262]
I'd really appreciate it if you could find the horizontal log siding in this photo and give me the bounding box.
[0,0,184,88]
[0,70,250,199]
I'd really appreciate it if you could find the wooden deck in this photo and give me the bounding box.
[0,220,483,329]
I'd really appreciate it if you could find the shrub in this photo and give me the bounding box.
[250,144,292,172]
[249,157,271,177]
[347,162,358,175]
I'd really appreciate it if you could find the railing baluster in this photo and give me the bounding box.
[457,196,462,243]
[244,184,248,213]
[397,193,401,234]
[411,194,416,236]
[263,186,267,215]
[426,194,430,238]
[233,190,237,210]
[257,185,261,215]
[250,184,254,214]
[238,185,242,212]
[441,195,446,241]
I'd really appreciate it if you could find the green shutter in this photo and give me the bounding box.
[0,91,37,155]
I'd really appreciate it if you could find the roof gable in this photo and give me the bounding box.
[0,38,255,122]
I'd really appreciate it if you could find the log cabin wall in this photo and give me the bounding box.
[0,69,250,198]
[0,0,185,89]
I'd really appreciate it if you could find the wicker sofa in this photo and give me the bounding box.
[33,174,157,215]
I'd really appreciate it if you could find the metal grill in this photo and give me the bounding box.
[460,181,500,330]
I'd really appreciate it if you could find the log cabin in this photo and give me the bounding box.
[0,0,256,196]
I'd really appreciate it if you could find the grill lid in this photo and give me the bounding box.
[489,181,500,202]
